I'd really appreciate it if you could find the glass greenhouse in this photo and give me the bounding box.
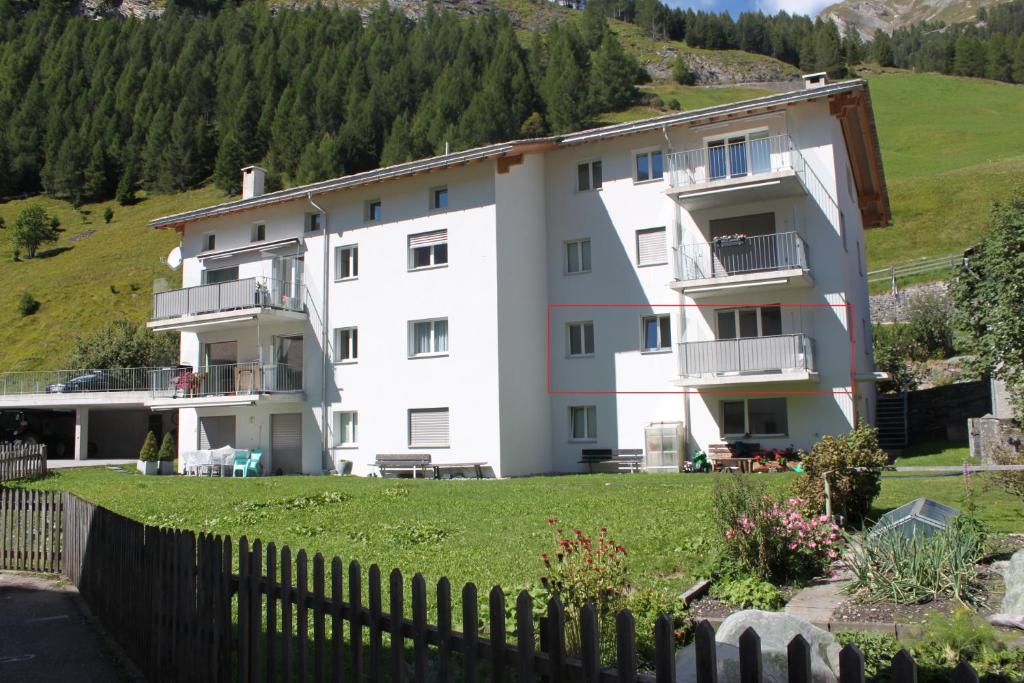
[872,498,959,538]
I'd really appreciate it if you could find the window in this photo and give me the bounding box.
[409,230,448,269]
[203,266,238,284]
[840,211,848,251]
[365,199,382,222]
[567,321,595,357]
[335,245,358,280]
[410,318,448,356]
[202,233,216,251]
[251,223,266,243]
[636,227,667,267]
[641,315,671,352]
[577,160,603,192]
[635,150,664,183]
[431,186,448,211]
[336,411,358,446]
[721,398,788,436]
[409,408,449,447]
[716,305,782,339]
[706,130,771,180]
[306,212,324,233]
[862,319,871,356]
[569,406,597,441]
[334,327,358,363]
[857,241,863,276]
[565,239,592,274]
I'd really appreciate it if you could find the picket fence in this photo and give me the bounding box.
[0,488,988,683]
[0,443,47,482]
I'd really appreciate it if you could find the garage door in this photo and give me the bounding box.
[199,416,236,449]
[271,413,302,474]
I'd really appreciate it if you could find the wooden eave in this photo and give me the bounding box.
[828,87,892,228]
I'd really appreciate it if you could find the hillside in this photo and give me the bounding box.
[819,0,1004,39]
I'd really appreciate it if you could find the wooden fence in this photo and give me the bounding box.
[0,488,63,572]
[0,443,47,482]
[0,490,990,683]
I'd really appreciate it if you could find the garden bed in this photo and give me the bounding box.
[687,586,801,621]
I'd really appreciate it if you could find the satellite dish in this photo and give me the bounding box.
[166,246,182,270]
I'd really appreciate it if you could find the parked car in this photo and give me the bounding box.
[46,370,110,393]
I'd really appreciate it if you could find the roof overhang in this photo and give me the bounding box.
[828,86,892,228]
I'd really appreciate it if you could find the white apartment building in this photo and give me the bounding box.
[148,75,890,477]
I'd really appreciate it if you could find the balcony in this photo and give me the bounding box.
[146,362,304,409]
[666,134,811,210]
[149,277,306,332]
[672,231,812,298]
[675,334,818,388]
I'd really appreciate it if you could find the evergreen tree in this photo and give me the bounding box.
[872,29,895,67]
[842,24,864,65]
[588,34,639,113]
[540,25,591,133]
[380,113,414,167]
[954,35,987,77]
[813,19,847,78]
[1013,38,1024,83]
[212,132,247,195]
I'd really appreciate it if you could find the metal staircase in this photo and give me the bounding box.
[875,393,908,452]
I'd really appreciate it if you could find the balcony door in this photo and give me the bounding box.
[204,341,237,395]
[709,212,777,276]
[272,256,304,306]
[271,335,303,391]
[716,306,782,340]
[706,131,771,181]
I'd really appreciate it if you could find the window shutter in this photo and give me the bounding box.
[199,416,235,450]
[637,228,667,266]
[409,408,450,447]
[409,230,447,247]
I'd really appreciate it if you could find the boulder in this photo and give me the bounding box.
[677,610,840,683]
[989,548,1024,630]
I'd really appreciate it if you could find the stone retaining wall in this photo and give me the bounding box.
[870,281,948,324]
[906,380,991,443]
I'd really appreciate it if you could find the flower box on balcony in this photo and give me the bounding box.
[713,235,747,248]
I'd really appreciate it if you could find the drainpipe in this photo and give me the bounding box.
[306,191,330,472]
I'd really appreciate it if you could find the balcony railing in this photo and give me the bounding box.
[674,231,808,282]
[152,277,304,321]
[678,334,815,379]
[0,367,174,397]
[153,362,303,398]
[667,134,797,189]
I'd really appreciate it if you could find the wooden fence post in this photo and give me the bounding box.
[580,603,600,683]
[437,577,453,683]
[891,650,917,683]
[739,627,762,683]
[515,590,535,683]
[389,568,405,683]
[489,586,506,683]
[839,644,865,683]
[463,582,479,683]
[787,635,811,683]
[412,574,428,682]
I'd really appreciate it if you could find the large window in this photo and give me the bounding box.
[566,239,591,274]
[336,411,358,446]
[707,130,771,181]
[409,408,449,447]
[636,227,667,267]
[409,230,448,270]
[569,405,597,441]
[410,319,448,357]
[721,398,788,436]
[577,160,603,192]
[641,315,671,352]
[335,245,358,280]
[716,305,782,339]
[334,327,358,363]
[635,150,664,183]
[203,266,238,285]
[567,321,595,357]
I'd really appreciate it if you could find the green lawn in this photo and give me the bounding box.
[11,462,1021,599]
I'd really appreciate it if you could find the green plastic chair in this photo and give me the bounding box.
[242,450,264,477]
[231,450,250,477]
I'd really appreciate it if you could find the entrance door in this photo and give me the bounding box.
[271,413,302,474]
[204,341,238,395]
[199,415,235,449]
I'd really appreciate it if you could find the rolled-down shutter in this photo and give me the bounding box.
[199,416,236,449]
[409,408,449,447]
[409,230,447,247]
[636,228,667,266]
[271,413,303,474]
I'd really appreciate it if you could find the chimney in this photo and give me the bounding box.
[241,166,266,200]
[802,72,828,89]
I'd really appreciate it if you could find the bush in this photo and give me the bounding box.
[672,55,697,85]
[666,98,681,110]
[139,431,159,462]
[872,323,922,393]
[17,291,40,316]
[791,421,889,525]
[626,585,693,669]
[158,432,176,462]
[990,448,1024,502]
[9,205,60,258]
[903,289,955,359]
[843,516,987,605]
[649,95,665,109]
[711,576,784,610]
[713,476,842,584]
[66,319,178,369]
[103,207,114,224]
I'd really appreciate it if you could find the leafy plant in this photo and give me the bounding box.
[843,516,988,605]
[903,289,956,359]
[627,585,693,667]
[990,448,1024,502]
[9,205,60,259]
[672,55,697,85]
[872,323,922,393]
[66,319,178,369]
[711,576,784,610]
[17,291,39,317]
[792,420,889,525]
[157,432,176,462]
[139,431,159,463]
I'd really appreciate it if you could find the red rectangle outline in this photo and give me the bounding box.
[546,302,855,396]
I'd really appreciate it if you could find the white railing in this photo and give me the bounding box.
[674,231,808,282]
[678,334,815,379]
[150,363,303,399]
[0,367,174,397]
[152,277,304,320]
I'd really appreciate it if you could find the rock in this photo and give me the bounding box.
[988,549,1024,630]
[716,610,839,683]
[675,640,787,683]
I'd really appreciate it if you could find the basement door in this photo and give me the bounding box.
[271,413,302,474]
[199,416,236,450]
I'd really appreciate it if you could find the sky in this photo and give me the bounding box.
[664,0,833,18]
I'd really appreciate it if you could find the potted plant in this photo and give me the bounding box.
[157,432,176,475]
[713,233,747,248]
[137,430,160,475]
[186,371,206,397]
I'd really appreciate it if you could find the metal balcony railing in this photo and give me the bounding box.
[0,367,173,397]
[678,334,815,379]
[152,277,305,320]
[151,363,304,399]
[674,231,808,282]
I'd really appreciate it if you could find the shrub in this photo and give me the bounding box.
[649,95,665,109]
[139,431,159,462]
[66,319,178,369]
[904,289,955,359]
[791,420,889,525]
[666,98,681,110]
[711,576,785,610]
[672,55,697,85]
[713,477,842,584]
[843,516,987,605]
[626,585,693,669]
[990,448,1024,502]
[103,207,114,224]
[9,205,60,258]
[872,323,922,393]
[158,432,176,462]
[17,291,39,316]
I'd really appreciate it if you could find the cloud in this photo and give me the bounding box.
[755,0,831,16]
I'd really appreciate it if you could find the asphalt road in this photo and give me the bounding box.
[0,572,133,682]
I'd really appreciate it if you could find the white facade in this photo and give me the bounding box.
[150,80,889,477]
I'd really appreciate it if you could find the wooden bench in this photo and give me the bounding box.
[375,454,432,478]
[707,443,759,473]
[579,448,645,473]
